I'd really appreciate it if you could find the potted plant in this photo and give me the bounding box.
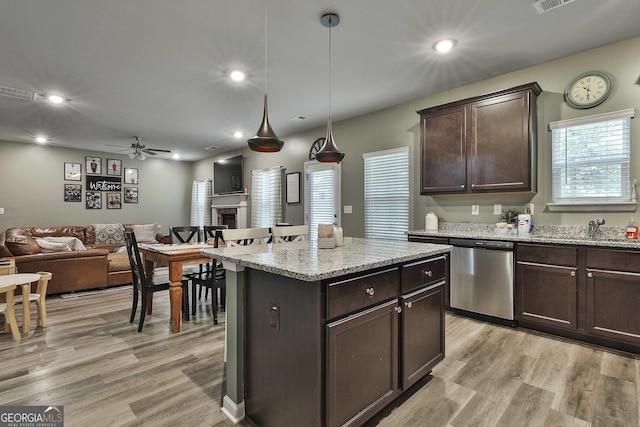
[498,208,521,226]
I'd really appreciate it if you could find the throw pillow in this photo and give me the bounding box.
[36,236,87,251]
[93,223,126,244]
[133,223,160,243]
[35,238,71,253]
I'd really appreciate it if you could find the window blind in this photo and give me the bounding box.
[306,162,340,241]
[190,179,212,229]
[250,167,284,227]
[550,109,634,203]
[363,147,409,240]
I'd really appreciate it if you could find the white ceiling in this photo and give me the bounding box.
[1,0,639,161]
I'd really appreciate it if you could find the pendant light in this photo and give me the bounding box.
[315,12,345,163]
[247,0,284,152]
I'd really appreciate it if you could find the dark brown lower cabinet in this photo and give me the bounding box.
[245,255,447,427]
[327,299,400,427]
[516,243,640,353]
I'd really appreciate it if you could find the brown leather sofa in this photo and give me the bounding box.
[0,224,165,295]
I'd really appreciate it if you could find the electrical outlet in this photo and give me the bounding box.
[0,208,4,214]
[344,205,352,214]
[493,204,502,215]
[526,203,535,215]
[472,205,480,215]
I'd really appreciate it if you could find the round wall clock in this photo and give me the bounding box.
[564,71,613,109]
[309,137,326,160]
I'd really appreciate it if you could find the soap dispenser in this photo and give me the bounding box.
[626,218,638,240]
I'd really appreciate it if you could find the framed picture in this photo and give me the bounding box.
[107,159,122,176]
[286,172,301,204]
[124,168,139,184]
[86,156,102,175]
[106,192,122,209]
[64,162,82,181]
[86,191,102,209]
[124,187,138,204]
[64,184,82,202]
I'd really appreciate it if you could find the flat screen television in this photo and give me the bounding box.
[213,155,244,194]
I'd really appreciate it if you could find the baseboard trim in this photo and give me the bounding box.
[221,395,245,424]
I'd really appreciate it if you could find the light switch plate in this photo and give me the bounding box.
[344,205,352,214]
[0,208,4,214]
[472,205,480,215]
[493,204,502,215]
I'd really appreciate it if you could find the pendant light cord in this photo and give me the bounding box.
[327,16,332,128]
[264,0,268,97]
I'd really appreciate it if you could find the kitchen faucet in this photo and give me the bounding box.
[588,218,605,238]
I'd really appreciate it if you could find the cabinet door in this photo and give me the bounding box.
[516,261,577,330]
[401,282,445,390]
[586,269,640,343]
[326,299,400,427]
[468,91,533,192]
[420,105,466,194]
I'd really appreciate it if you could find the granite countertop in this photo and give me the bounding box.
[201,237,452,282]
[408,223,640,249]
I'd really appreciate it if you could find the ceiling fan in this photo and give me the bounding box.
[103,136,171,160]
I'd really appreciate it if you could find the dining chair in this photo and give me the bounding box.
[0,283,21,340]
[189,226,227,324]
[193,225,228,311]
[14,271,52,328]
[125,230,189,332]
[169,226,200,244]
[222,227,270,247]
[271,225,309,243]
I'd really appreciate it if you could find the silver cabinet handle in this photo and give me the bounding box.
[570,271,576,277]
[460,184,465,188]
[365,287,375,296]
[405,301,412,308]
[424,270,433,278]
[395,306,402,313]
[587,272,593,278]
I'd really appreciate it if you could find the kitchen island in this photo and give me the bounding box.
[202,237,452,427]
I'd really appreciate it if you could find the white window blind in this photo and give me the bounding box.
[305,162,341,241]
[190,179,212,229]
[250,167,284,227]
[550,109,634,203]
[363,147,409,240]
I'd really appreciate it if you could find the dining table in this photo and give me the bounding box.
[138,243,214,333]
[0,272,42,337]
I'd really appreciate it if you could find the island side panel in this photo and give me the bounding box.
[245,269,324,427]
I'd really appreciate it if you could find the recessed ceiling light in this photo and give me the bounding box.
[229,70,246,82]
[433,38,457,53]
[35,136,47,143]
[48,94,65,104]
[234,131,244,138]
[172,153,181,160]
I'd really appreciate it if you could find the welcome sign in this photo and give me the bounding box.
[86,176,122,192]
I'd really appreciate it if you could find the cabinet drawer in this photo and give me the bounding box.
[401,256,447,293]
[327,268,399,320]
[517,243,577,266]
[586,248,640,273]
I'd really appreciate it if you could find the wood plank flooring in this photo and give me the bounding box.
[0,286,638,427]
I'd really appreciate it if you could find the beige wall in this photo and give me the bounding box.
[3,36,639,237]
[0,141,192,234]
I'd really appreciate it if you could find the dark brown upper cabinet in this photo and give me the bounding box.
[418,82,541,195]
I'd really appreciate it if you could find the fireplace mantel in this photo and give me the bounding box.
[211,194,249,228]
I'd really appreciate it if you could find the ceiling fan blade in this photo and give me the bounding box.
[141,149,158,155]
[147,148,171,153]
[102,144,130,148]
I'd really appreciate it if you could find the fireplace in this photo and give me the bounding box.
[211,194,249,229]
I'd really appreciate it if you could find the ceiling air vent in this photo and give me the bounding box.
[533,0,576,14]
[204,146,219,150]
[0,85,37,102]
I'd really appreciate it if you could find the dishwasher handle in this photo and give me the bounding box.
[449,238,514,250]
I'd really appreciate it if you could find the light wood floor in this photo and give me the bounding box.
[1,286,638,427]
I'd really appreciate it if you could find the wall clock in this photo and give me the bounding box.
[564,70,613,109]
[309,137,326,160]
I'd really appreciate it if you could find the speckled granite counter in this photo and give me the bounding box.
[409,223,640,249]
[202,236,452,282]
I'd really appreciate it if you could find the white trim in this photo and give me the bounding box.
[549,108,635,130]
[221,395,245,423]
[546,201,637,212]
[362,146,409,159]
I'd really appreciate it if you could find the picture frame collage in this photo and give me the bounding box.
[64,157,139,209]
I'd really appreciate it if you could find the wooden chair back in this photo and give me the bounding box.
[271,225,309,243]
[222,228,270,247]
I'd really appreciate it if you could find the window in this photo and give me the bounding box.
[549,108,635,210]
[304,162,341,241]
[251,167,284,227]
[363,147,409,240]
[190,179,211,229]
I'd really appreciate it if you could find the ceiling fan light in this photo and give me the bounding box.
[138,153,146,160]
[128,152,136,159]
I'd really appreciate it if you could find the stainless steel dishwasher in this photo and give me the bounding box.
[449,238,514,322]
